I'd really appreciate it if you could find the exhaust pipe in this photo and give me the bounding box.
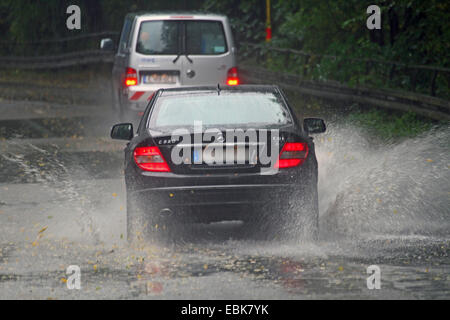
[159,208,173,217]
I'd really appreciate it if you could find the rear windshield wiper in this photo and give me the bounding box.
[172,53,193,64]
[173,53,181,64]
[184,54,193,63]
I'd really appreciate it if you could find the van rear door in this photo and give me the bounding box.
[134,20,182,89]
[180,19,235,86]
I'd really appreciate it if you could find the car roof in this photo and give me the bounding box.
[158,85,281,96]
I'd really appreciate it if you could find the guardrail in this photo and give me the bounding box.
[0,31,119,57]
[0,31,119,69]
[240,64,450,121]
[0,50,114,69]
[0,33,448,120]
[240,42,450,99]
[0,31,119,46]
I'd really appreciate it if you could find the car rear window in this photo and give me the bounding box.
[136,20,227,55]
[148,92,293,130]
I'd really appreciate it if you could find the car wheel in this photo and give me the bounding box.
[119,97,141,129]
[284,185,319,241]
[126,193,180,244]
[109,85,122,121]
[297,185,319,241]
[254,185,319,242]
[118,93,130,123]
[126,193,148,243]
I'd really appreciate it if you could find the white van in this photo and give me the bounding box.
[100,13,239,121]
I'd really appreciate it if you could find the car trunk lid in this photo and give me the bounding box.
[151,127,301,174]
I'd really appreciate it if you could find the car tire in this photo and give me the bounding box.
[118,95,142,129]
[110,84,122,121]
[118,93,130,123]
[126,192,180,244]
[253,184,319,242]
[292,184,319,241]
[126,193,148,243]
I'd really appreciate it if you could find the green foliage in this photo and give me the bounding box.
[0,0,204,54]
[0,0,448,98]
[205,0,449,99]
[347,109,434,140]
[203,0,266,43]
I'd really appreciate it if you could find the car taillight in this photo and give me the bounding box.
[275,142,309,169]
[134,146,170,172]
[226,67,239,86]
[125,67,138,87]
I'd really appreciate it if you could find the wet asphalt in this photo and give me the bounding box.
[0,93,449,300]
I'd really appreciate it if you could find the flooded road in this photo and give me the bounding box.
[0,98,449,299]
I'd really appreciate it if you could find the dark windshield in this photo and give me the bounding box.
[148,92,293,130]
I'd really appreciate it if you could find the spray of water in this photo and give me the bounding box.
[316,122,450,239]
[2,120,448,246]
[1,141,101,243]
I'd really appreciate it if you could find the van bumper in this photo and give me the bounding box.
[126,83,183,104]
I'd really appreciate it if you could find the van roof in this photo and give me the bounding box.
[127,11,227,20]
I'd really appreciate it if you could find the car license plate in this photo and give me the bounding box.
[143,73,176,84]
[193,147,254,165]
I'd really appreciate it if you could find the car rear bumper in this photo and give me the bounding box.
[126,155,317,222]
[130,182,299,223]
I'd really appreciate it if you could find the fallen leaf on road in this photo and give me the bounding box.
[38,226,48,234]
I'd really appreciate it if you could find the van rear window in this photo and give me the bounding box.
[136,20,227,55]
[186,21,227,55]
[137,21,179,55]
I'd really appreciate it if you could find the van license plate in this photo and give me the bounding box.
[143,74,176,84]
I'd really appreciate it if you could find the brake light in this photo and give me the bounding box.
[134,146,170,172]
[226,67,239,86]
[125,67,138,87]
[275,142,309,168]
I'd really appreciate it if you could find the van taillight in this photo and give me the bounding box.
[275,142,309,168]
[134,146,170,172]
[125,67,138,87]
[226,67,239,86]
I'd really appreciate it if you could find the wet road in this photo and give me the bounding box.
[0,98,449,300]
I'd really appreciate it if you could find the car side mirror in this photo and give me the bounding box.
[304,118,326,134]
[100,38,114,51]
[111,123,133,140]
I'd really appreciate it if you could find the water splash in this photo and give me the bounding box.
[317,123,450,238]
[1,141,101,243]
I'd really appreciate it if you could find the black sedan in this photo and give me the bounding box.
[111,85,326,241]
